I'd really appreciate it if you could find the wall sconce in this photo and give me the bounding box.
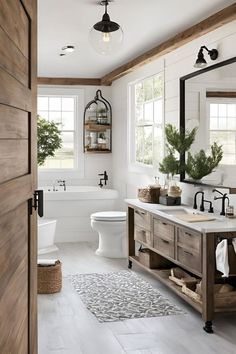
[194,46,218,68]
[89,0,123,55]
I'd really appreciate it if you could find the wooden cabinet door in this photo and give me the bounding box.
[0,1,37,353]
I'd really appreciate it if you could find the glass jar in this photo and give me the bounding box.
[226,205,234,218]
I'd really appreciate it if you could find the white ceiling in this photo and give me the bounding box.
[38,0,235,78]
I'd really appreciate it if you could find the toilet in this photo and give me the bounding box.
[38,218,58,255]
[90,211,127,258]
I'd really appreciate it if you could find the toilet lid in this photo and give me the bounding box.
[91,211,126,221]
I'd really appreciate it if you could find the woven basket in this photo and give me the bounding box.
[138,187,160,203]
[38,260,62,294]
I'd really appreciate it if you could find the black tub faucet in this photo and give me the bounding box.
[57,179,66,191]
[98,171,108,188]
[213,189,228,216]
[193,191,204,211]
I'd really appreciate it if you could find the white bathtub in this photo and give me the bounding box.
[40,186,119,242]
[38,218,58,254]
[42,186,118,200]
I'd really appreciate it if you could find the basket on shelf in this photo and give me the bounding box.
[169,267,197,287]
[38,260,62,294]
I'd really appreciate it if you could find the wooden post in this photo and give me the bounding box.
[202,232,215,333]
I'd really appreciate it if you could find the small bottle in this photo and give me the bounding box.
[226,205,234,218]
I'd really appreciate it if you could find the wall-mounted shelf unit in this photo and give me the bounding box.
[83,90,112,153]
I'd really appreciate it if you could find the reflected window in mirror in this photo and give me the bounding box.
[208,97,236,165]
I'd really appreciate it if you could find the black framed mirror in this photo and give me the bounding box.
[179,56,236,193]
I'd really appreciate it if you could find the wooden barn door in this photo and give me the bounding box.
[0,0,37,353]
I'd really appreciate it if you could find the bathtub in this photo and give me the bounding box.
[38,218,58,255]
[40,186,119,242]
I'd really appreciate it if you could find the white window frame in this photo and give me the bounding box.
[128,72,164,175]
[37,86,84,178]
[206,97,236,166]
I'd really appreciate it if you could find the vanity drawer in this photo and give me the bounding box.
[153,235,174,259]
[134,209,151,231]
[134,226,152,247]
[177,228,202,253]
[177,246,202,274]
[153,218,175,242]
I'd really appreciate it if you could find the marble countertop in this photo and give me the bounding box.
[125,199,236,233]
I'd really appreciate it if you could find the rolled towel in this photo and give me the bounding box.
[37,259,58,266]
[215,239,229,277]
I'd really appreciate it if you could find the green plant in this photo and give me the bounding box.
[159,152,179,176]
[37,116,62,166]
[159,124,197,176]
[185,142,223,180]
[165,124,197,154]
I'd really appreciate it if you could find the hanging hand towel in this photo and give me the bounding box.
[232,238,236,254]
[215,239,229,277]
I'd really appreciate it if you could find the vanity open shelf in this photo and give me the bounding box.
[126,200,236,333]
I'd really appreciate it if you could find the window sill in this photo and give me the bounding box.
[128,162,155,175]
[38,168,84,179]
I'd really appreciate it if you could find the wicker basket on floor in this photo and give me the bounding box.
[38,260,62,294]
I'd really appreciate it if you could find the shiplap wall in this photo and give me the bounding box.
[38,85,113,188]
[112,20,236,211]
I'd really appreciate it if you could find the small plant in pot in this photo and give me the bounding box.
[37,115,62,166]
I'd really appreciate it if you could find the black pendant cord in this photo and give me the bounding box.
[105,0,108,14]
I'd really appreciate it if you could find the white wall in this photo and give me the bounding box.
[38,85,113,189]
[112,20,236,212]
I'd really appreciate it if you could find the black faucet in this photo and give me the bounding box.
[212,189,228,216]
[202,199,214,213]
[57,179,66,191]
[193,191,204,211]
[98,171,108,188]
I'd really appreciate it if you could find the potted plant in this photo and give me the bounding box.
[37,115,62,166]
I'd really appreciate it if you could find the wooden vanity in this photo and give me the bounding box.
[126,200,236,333]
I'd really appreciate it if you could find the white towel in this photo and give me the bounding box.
[215,239,229,277]
[232,238,236,254]
[37,259,57,266]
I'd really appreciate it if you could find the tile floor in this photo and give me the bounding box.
[38,242,236,354]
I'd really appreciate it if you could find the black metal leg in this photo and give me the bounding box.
[128,260,133,269]
[203,321,213,333]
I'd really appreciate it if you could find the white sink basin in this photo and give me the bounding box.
[160,208,198,216]
[160,207,223,221]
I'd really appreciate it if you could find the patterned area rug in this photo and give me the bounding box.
[69,271,184,322]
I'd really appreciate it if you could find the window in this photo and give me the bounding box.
[129,73,164,171]
[37,87,84,172]
[208,99,236,165]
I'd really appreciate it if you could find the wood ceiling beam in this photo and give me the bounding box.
[206,91,236,98]
[100,3,236,85]
[37,77,110,86]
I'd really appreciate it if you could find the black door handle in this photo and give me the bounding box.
[36,190,44,217]
[31,190,44,217]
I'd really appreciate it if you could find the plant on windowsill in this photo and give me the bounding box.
[159,124,197,177]
[159,124,197,196]
[185,142,223,181]
[37,115,62,166]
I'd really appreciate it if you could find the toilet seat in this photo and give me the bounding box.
[91,211,126,222]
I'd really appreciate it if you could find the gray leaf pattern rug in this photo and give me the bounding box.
[69,271,184,322]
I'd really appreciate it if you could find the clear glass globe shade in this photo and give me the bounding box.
[89,27,124,55]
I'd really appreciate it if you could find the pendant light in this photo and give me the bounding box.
[89,0,123,55]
